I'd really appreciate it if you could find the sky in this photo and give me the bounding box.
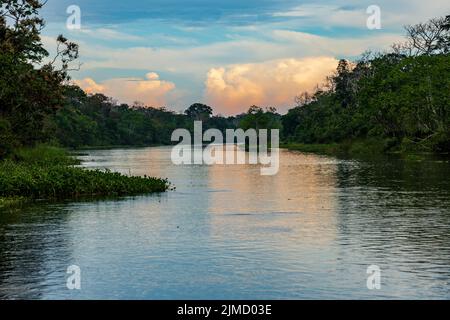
[40,0,450,115]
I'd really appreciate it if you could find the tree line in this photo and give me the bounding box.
[1,1,449,157]
[283,15,450,153]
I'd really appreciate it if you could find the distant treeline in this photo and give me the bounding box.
[1,0,449,157]
[50,91,282,148]
[51,15,450,154]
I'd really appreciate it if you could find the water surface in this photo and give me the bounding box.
[1,147,449,299]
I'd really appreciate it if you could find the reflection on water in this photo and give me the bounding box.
[0,147,449,299]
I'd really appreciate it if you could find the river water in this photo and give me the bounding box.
[1,147,449,299]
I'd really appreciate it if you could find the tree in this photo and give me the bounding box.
[439,15,450,53]
[333,59,353,107]
[295,92,315,107]
[282,16,450,151]
[239,106,281,131]
[393,16,450,56]
[185,103,213,121]
[0,0,78,151]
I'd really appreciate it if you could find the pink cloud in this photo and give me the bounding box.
[204,57,338,115]
[74,73,176,107]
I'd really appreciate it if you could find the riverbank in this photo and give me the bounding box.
[281,143,342,155]
[0,197,27,210]
[281,139,386,156]
[71,143,168,151]
[281,138,449,159]
[0,145,170,207]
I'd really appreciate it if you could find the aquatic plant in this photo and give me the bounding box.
[0,146,169,200]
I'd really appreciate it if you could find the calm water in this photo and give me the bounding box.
[1,147,450,299]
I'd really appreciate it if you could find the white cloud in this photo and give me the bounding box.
[65,31,401,113]
[272,1,450,29]
[272,30,403,56]
[77,28,144,41]
[42,0,449,113]
[74,73,176,107]
[204,57,339,115]
[273,4,367,28]
[75,30,401,76]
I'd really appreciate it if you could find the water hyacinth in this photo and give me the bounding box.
[0,146,170,200]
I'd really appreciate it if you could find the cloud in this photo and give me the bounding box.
[75,78,106,94]
[145,72,160,80]
[272,1,450,30]
[75,30,400,75]
[272,30,403,56]
[204,56,339,115]
[272,4,367,28]
[43,0,450,29]
[77,28,144,41]
[63,30,400,112]
[42,0,301,25]
[41,0,450,113]
[74,73,176,107]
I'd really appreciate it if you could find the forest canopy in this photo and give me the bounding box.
[282,15,450,153]
[1,1,449,156]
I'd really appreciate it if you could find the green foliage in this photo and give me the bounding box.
[239,106,282,131]
[49,88,239,149]
[0,0,48,63]
[185,103,213,121]
[0,118,17,158]
[282,16,450,154]
[12,144,79,166]
[53,91,180,147]
[0,0,78,155]
[0,147,169,199]
[1,2,449,161]
[0,196,26,210]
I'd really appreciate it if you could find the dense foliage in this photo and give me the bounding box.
[0,144,169,199]
[0,159,169,199]
[0,0,78,157]
[0,1,169,202]
[283,16,450,153]
[49,88,241,148]
[36,15,450,154]
[1,1,449,157]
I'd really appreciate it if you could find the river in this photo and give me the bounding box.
[1,146,449,299]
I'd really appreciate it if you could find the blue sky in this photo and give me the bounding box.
[40,0,450,114]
